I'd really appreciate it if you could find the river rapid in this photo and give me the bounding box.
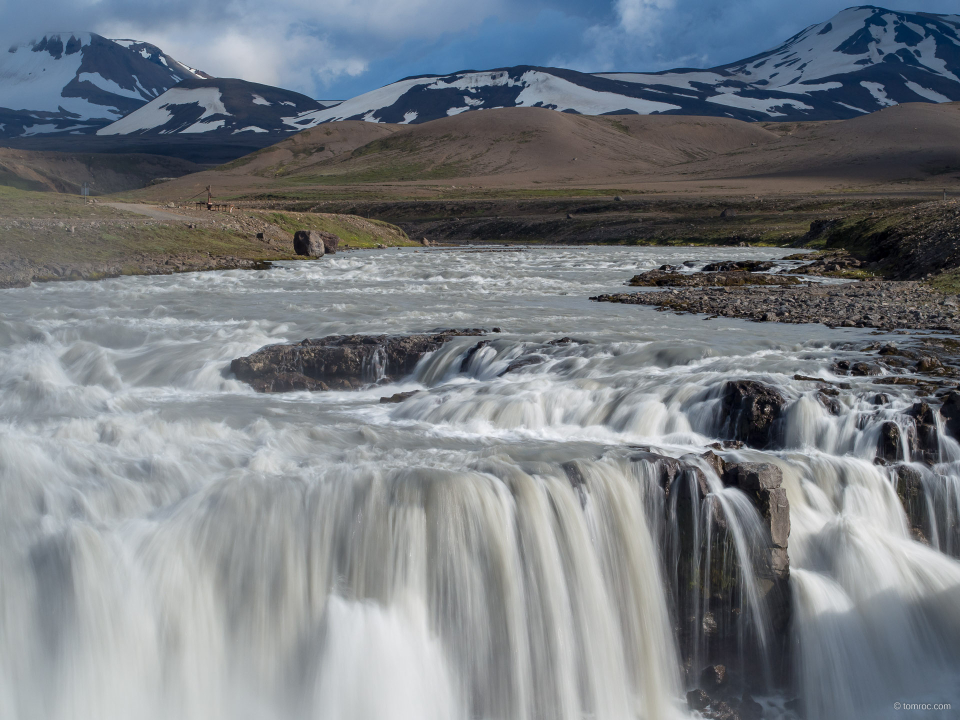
[1,246,958,720]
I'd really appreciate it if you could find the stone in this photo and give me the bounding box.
[687,689,711,712]
[908,402,940,463]
[720,380,786,449]
[293,230,325,257]
[231,330,486,393]
[940,391,960,441]
[738,692,764,720]
[878,421,907,463]
[380,391,419,404]
[700,664,728,693]
[894,464,927,542]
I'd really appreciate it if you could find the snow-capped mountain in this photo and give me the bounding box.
[0,32,211,138]
[96,78,336,136]
[288,6,960,127]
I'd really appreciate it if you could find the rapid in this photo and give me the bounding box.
[0,246,958,720]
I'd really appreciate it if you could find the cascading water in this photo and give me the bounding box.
[1,246,958,720]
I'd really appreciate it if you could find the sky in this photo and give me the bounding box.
[1,0,958,100]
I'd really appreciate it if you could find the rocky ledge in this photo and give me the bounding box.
[592,281,960,332]
[231,329,492,392]
[626,268,801,288]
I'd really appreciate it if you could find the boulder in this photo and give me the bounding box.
[720,380,786,449]
[231,330,486,393]
[320,232,340,254]
[878,421,907,462]
[293,230,325,257]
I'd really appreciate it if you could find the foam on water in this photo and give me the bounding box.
[1,247,958,719]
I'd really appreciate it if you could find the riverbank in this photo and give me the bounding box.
[0,186,415,288]
[591,281,960,333]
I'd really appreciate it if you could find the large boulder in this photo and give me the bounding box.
[894,464,927,543]
[293,230,325,257]
[231,330,486,393]
[720,381,786,449]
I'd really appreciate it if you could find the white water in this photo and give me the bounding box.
[1,247,959,720]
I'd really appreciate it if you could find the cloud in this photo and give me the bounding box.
[1,0,959,100]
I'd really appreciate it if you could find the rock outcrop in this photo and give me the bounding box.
[720,381,786,449]
[231,330,488,392]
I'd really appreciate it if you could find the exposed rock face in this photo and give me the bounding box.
[293,230,325,257]
[630,449,791,692]
[231,330,486,392]
[908,402,941,464]
[720,381,786,449]
[894,464,927,543]
[320,232,340,254]
[878,421,910,463]
[940,391,960,441]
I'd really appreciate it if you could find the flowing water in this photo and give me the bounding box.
[1,247,959,720]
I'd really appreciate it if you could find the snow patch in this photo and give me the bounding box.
[904,81,951,103]
[233,126,268,133]
[706,93,813,116]
[860,81,897,107]
[514,70,680,114]
[400,111,418,124]
[182,119,225,133]
[97,86,228,135]
[77,72,144,100]
[252,94,271,106]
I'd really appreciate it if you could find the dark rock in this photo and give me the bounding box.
[851,362,881,376]
[720,208,737,218]
[629,451,682,497]
[500,355,545,375]
[700,664,728,693]
[460,340,489,373]
[907,402,940,462]
[916,355,942,372]
[702,261,774,273]
[872,393,890,405]
[878,421,907,463]
[231,331,484,393]
[380,391,419,404]
[894,464,927,542]
[293,230,326,257]
[687,689,711,712]
[720,380,786,449]
[723,463,790,551]
[320,232,340,254]
[701,450,726,479]
[940,391,960,441]
[816,391,842,415]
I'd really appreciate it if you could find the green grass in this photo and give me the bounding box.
[254,211,417,247]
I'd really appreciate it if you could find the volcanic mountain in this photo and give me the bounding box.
[0,32,210,137]
[289,6,960,126]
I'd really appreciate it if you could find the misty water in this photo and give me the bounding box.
[1,246,958,720]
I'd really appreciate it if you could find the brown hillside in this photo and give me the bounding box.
[0,148,200,194]
[131,102,960,202]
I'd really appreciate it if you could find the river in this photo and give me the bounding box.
[1,247,958,720]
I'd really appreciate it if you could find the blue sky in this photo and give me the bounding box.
[2,0,958,99]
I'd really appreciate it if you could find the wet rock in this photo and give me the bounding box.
[720,381,786,449]
[908,402,941,463]
[700,664,728,694]
[687,689,711,712]
[816,391,842,415]
[940,391,960,441]
[626,269,798,288]
[701,450,726,479]
[320,232,340,254]
[629,451,682,497]
[460,340,489,373]
[293,230,326,257]
[917,355,942,372]
[500,355,545,375]
[380,390,419,404]
[723,463,790,552]
[701,261,774,273]
[878,421,908,463]
[232,330,485,393]
[894,464,927,543]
